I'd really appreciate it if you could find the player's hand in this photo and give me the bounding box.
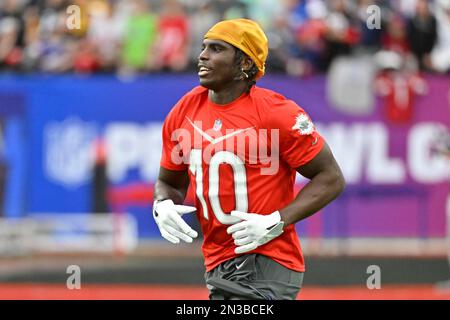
[226,210,284,254]
[153,199,198,244]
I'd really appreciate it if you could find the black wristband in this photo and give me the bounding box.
[154,198,171,204]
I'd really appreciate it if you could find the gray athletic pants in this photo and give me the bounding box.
[204,254,304,300]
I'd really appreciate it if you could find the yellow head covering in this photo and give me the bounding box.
[204,19,268,80]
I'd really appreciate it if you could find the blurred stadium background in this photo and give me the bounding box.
[0,0,450,299]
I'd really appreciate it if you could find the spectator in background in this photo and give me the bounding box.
[88,0,123,72]
[380,9,422,73]
[68,0,108,74]
[38,35,76,73]
[73,38,101,74]
[0,0,448,75]
[264,12,296,74]
[407,0,437,71]
[430,0,450,73]
[188,1,220,70]
[260,0,297,74]
[292,0,328,74]
[243,0,296,74]
[286,0,311,30]
[242,0,281,31]
[374,50,427,124]
[21,4,40,71]
[153,0,190,72]
[37,1,76,73]
[393,0,420,18]
[323,0,359,70]
[225,0,248,20]
[120,0,157,75]
[0,0,26,70]
[276,0,329,76]
[38,0,66,36]
[381,12,411,55]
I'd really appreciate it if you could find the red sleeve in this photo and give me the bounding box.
[264,99,324,169]
[160,99,189,171]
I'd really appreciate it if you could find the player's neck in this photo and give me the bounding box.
[208,82,248,105]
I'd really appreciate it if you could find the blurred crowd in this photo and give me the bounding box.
[1,0,450,76]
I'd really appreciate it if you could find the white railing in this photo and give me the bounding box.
[0,213,138,256]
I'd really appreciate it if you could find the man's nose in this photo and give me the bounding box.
[198,48,209,61]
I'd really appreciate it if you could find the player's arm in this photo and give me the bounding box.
[279,142,345,227]
[152,167,198,244]
[154,166,190,204]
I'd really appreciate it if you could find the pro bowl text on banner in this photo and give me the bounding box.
[1,74,448,240]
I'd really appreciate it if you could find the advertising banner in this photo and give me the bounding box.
[0,74,448,239]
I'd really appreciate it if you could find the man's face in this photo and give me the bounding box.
[198,39,239,91]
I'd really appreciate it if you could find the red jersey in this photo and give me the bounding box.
[375,71,427,123]
[158,15,189,65]
[160,86,324,272]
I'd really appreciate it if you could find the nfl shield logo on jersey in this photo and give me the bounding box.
[213,119,222,131]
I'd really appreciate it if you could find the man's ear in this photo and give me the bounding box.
[241,56,254,72]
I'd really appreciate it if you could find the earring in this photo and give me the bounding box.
[241,68,249,79]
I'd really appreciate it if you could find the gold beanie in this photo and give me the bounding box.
[204,19,269,80]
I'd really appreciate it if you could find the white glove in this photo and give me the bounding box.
[153,199,198,244]
[226,210,284,254]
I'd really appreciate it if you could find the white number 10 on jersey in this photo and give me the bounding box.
[189,149,248,224]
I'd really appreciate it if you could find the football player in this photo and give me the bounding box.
[153,19,345,300]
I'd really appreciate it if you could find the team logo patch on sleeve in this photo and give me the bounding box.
[292,113,315,135]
